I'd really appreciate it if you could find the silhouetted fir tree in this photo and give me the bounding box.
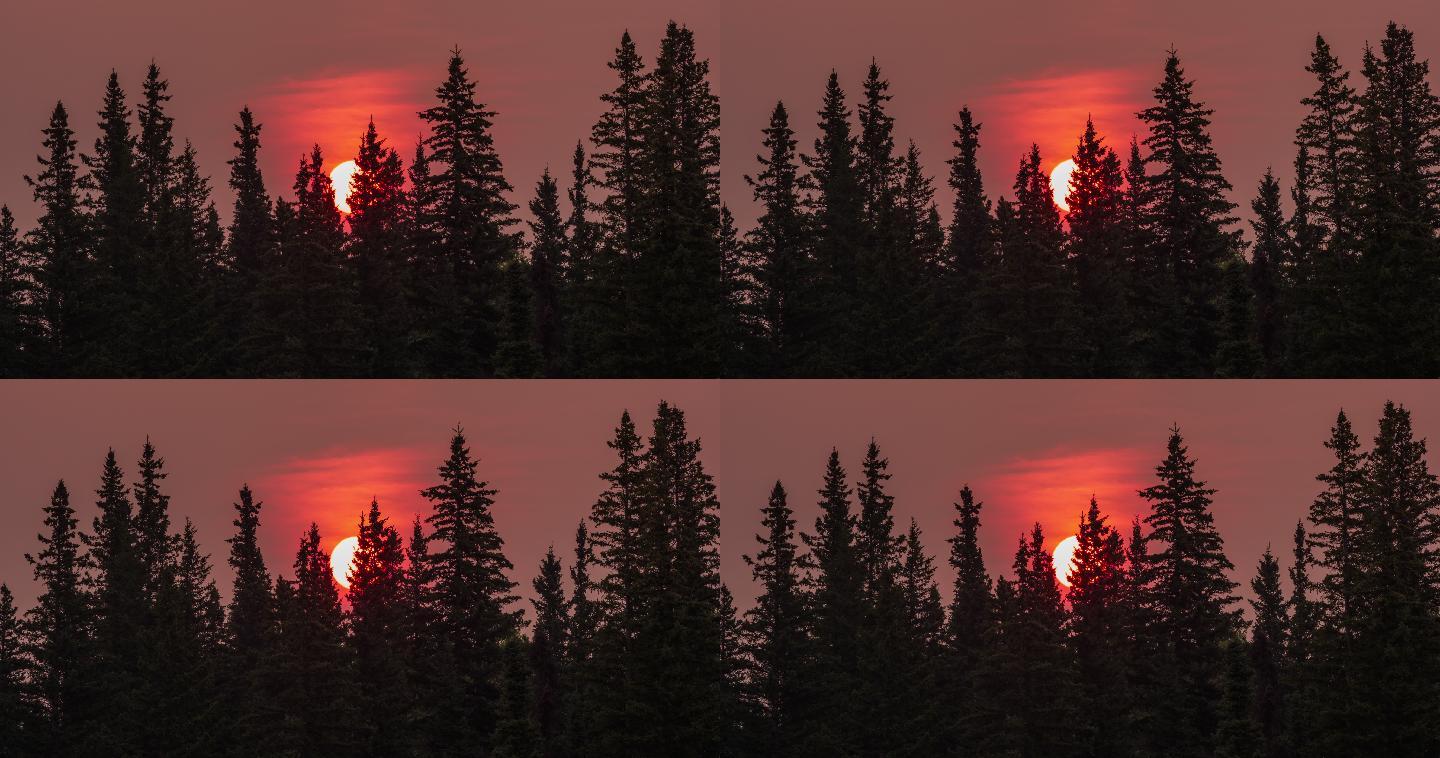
[1137,427,1240,756]
[0,206,36,376]
[856,440,901,589]
[1352,23,1440,376]
[422,427,520,752]
[81,71,146,376]
[1068,497,1134,758]
[1248,548,1289,758]
[799,72,863,375]
[493,635,540,758]
[82,450,147,754]
[272,524,356,755]
[1067,118,1132,376]
[151,141,222,375]
[1248,171,1287,375]
[348,498,412,757]
[939,108,993,374]
[852,440,911,754]
[0,584,36,755]
[1214,254,1261,378]
[880,141,942,375]
[417,49,519,375]
[741,481,810,756]
[222,485,274,755]
[348,119,415,377]
[25,101,90,375]
[591,31,648,260]
[528,547,568,758]
[1290,36,1361,376]
[494,256,543,378]
[896,518,945,756]
[945,485,992,749]
[1214,637,1261,758]
[561,141,606,375]
[222,107,274,375]
[271,146,362,375]
[526,170,567,375]
[24,480,91,754]
[1137,50,1239,377]
[1283,522,1318,757]
[745,101,807,375]
[990,524,1077,758]
[627,23,732,376]
[1120,133,1179,377]
[985,146,1084,376]
[801,449,864,754]
[131,438,172,597]
[1347,402,1440,755]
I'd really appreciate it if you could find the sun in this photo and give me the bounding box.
[330,160,359,215]
[1052,534,1079,588]
[330,535,359,588]
[1049,159,1076,212]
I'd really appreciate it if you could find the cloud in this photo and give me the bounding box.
[978,68,1146,172]
[976,446,1152,549]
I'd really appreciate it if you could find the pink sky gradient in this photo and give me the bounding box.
[1,380,1434,616]
[3,1,1438,231]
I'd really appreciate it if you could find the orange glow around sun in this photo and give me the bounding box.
[1050,159,1076,212]
[330,160,359,214]
[330,535,359,588]
[1052,534,1079,588]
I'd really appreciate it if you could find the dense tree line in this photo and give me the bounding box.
[4,21,1440,377]
[2,398,1440,756]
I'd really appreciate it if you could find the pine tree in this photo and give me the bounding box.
[945,485,992,749]
[132,438,172,596]
[1214,636,1261,758]
[1214,253,1261,378]
[1249,548,1289,758]
[348,498,411,757]
[348,118,414,376]
[0,584,36,755]
[1352,23,1440,375]
[799,72,863,375]
[492,635,540,758]
[84,449,146,753]
[1068,497,1134,757]
[741,481,810,755]
[1067,118,1131,376]
[1137,50,1240,376]
[25,101,90,375]
[1137,427,1240,756]
[527,170,567,375]
[939,107,993,375]
[272,524,355,755]
[225,107,276,375]
[745,101,807,375]
[494,256,543,378]
[1346,402,1440,755]
[422,427,520,750]
[417,48,520,375]
[24,481,91,753]
[0,206,37,376]
[802,449,864,753]
[1248,170,1288,375]
[896,518,945,756]
[529,547,568,758]
[222,485,273,754]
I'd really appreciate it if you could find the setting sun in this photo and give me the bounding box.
[1049,159,1076,212]
[1052,534,1079,587]
[330,535,359,588]
[330,160,359,214]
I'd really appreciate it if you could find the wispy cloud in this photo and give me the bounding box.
[979,68,1146,169]
[254,68,429,173]
[976,445,1151,547]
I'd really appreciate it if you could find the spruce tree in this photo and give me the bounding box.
[1137,50,1240,376]
[84,450,146,753]
[417,48,520,375]
[527,170,567,375]
[422,427,520,750]
[1249,548,1289,758]
[0,206,36,376]
[1067,118,1131,376]
[1137,427,1240,756]
[529,547,568,758]
[348,498,411,757]
[222,485,274,754]
[24,481,91,753]
[25,101,90,375]
[1248,170,1288,375]
[944,485,993,750]
[1069,497,1134,757]
[348,119,414,376]
[745,101,807,375]
[83,71,145,375]
[939,108,993,375]
[741,481,810,755]
[0,584,36,755]
[224,107,276,375]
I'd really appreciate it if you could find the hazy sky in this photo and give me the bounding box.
[3,1,1439,231]
[1,380,1433,614]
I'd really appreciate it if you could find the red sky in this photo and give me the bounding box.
[1,380,1434,615]
[3,1,1438,231]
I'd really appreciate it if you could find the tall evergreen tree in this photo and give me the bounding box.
[272,524,355,754]
[1068,497,1133,757]
[348,498,411,757]
[940,107,994,375]
[745,101,807,375]
[1067,118,1131,376]
[25,102,90,375]
[741,481,810,755]
[1248,170,1288,375]
[529,547,568,758]
[348,119,414,376]
[527,170,567,375]
[24,481,90,754]
[0,584,35,755]
[0,206,36,376]
[802,449,864,754]
[222,485,273,755]
[1249,548,1289,758]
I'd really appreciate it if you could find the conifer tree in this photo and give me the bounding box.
[529,547,568,758]
[348,498,411,756]
[492,636,540,758]
[527,170,567,375]
[272,524,355,755]
[422,427,520,750]
[1137,50,1240,376]
[26,102,89,375]
[494,256,543,378]
[132,438,172,596]
[745,101,807,375]
[1249,548,1289,758]
[221,485,274,755]
[1068,497,1133,757]
[0,206,36,376]
[417,48,519,375]
[1067,118,1131,376]
[348,119,414,376]
[802,449,864,753]
[939,108,993,374]
[944,484,993,749]
[741,481,809,755]
[1214,254,1261,378]
[1248,171,1288,375]
[1138,427,1240,756]
[84,450,146,752]
[0,584,35,755]
[24,481,90,753]
[224,107,276,375]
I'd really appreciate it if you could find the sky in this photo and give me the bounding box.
[1,380,1434,615]
[3,1,1439,232]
